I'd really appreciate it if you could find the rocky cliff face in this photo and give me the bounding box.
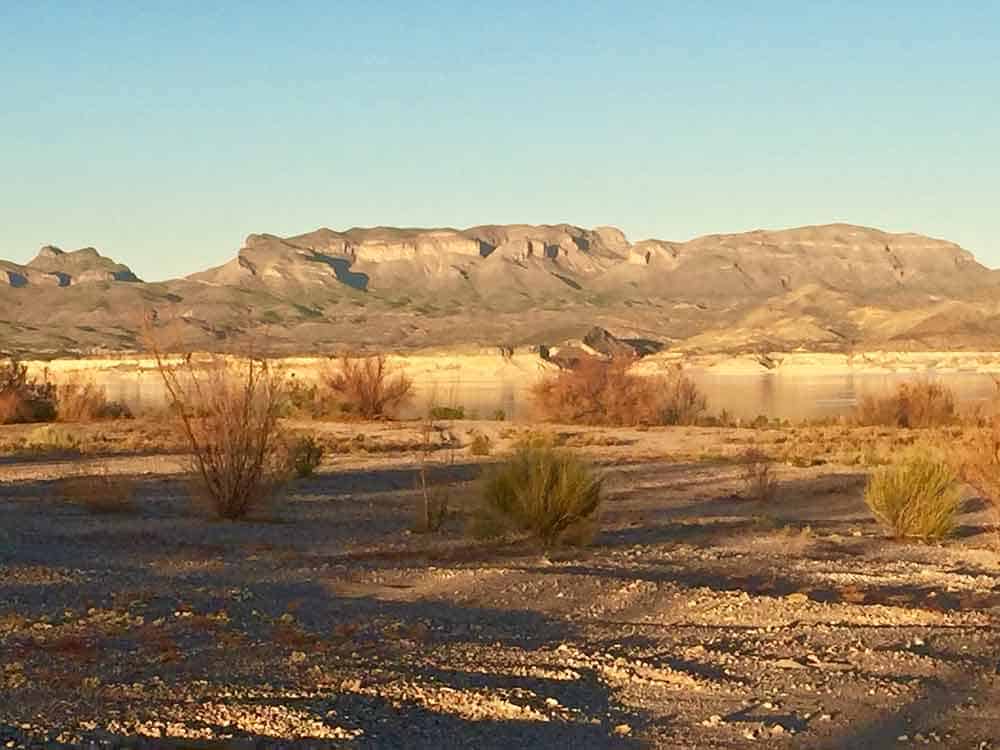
[0,223,997,356]
[1,246,139,288]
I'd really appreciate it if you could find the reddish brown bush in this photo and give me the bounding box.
[532,357,706,426]
[856,380,957,428]
[55,376,132,422]
[323,354,413,420]
[0,359,56,424]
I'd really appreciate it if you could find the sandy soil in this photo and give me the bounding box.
[1,421,999,749]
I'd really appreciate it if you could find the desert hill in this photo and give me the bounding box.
[1,223,998,356]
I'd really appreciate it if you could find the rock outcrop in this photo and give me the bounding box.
[1,222,997,356]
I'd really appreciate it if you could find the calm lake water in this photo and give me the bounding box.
[94,368,999,423]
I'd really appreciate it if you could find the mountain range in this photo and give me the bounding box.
[2,223,999,357]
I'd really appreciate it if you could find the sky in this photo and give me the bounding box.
[2,1,998,280]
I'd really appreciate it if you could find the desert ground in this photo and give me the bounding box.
[1,419,999,749]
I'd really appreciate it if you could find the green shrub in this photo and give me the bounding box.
[479,438,603,546]
[864,452,962,539]
[430,405,465,420]
[288,436,324,478]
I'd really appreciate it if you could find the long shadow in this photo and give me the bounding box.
[310,253,370,291]
[3,582,647,748]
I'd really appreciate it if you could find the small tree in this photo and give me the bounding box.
[324,354,413,420]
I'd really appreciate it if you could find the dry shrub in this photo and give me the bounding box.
[856,380,957,428]
[468,431,492,456]
[739,449,778,502]
[958,380,1000,539]
[0,359,56,424]
[151,350,290,520]
[532,357,706,426]
[54,377,132,422]
[324,354,413,420]
[477,437,603,546]
[62,471,136,514]
[864,452,961,539]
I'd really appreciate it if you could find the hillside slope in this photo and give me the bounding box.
[1,224,997,356]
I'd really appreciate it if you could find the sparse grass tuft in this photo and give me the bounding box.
[478,438,603,546]
[864,452,962,540]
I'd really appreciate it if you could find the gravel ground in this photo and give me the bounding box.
[1,424,999,749]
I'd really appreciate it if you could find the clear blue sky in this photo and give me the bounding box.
[2,1,998,280]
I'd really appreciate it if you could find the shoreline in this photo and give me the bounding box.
[19,348,1000,380]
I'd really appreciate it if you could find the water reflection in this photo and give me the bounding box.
[93,368,999,422]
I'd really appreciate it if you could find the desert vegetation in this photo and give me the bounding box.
[477,437,604,546]
[532,356,706,426]
[323,354,413,419]
[856,379,957,428]
[864,451,962,539]
[151,352,290,520]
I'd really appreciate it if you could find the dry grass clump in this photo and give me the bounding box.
[324,354,413,420]
[477,438,603,546]
[739,449,778,502]
[856,380,957,428]
[0,359,56,424]
[864,452,961,540]
[151,348,290,520]
[532,357,706,426]
[62,471,136,514]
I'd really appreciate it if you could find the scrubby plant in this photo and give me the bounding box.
[532,357,706,427]
[468,431,492,456]
[288,436,324,478]
[150,342,290,520]
[0,359,57,424]
[478,438,604,546]
[864,452,962,539]
[324,354,413,420]
[856,380,957,428]
[62,471,136,514]
[739,449,778,502]
[54,377,132,422]
[429,405,465,420]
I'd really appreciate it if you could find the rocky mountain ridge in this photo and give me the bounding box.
[1,223,998,356]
